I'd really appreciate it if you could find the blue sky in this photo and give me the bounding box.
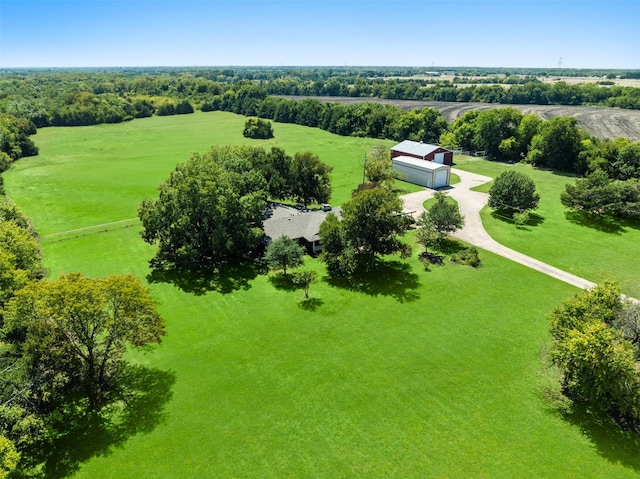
[0,1,638,68]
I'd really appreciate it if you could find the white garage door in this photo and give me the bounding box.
[434,152,445,164]
[434,169,449,188]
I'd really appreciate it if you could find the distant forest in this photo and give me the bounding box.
[3,66,640,221]
[1,66,640,175]
[1,66,639,130]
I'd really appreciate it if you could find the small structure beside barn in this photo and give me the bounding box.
[390,140,453,189]
[391,140,453,165]
[263,204,341,254]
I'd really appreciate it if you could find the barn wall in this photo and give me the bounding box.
[391,149,424,160]
[391,147,453,165]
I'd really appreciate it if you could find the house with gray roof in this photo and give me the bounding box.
[263,204,341,254]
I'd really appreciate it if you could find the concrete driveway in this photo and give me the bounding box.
[402,168,597,291]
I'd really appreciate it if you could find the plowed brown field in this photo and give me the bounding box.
[286,96,640,141]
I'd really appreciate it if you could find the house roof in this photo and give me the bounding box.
[392,155,450,171]
[391,140,448,157]
[263,206,342,243]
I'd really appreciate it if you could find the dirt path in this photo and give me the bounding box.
[401,170,597,290]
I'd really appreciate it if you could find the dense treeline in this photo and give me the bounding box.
[1,67,640,132]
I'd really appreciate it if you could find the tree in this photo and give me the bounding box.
[138,146,267,269]
[290,152,333,207]
[526,116,583,172]
[419,191,464,241]
[0,436,19,479]
[2,273,166,411]
[560,169,640,220]
[320,187,410,275]
[488,170,540,212]
[243,117,274,139]
[293,270,317,299]
[548,283,640,423]
[264,236,304,276]
[248,147,292,200]
[365,145,395,189]
[472,108,523,160]
[341,187,410,259]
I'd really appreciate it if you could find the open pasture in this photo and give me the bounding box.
[6,113,640,477]
[5,111,420,236]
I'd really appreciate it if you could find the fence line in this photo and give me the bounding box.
[40,218,140,243]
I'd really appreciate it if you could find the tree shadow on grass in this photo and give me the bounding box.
[267,272,300,292]
[324,259,420,303]
[564,210,635,235]
[298,297,324,311]
[38,364,176,479]
[147,261,264,295]
[559,403,640,473]
[490,209,545,228]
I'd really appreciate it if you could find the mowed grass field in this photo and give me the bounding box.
[6,111,421,236]
[455,158,640,298]
[6,112,640,477]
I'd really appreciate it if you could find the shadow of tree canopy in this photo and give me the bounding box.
[324,259,420,303]
[147,261,264,295]
[30,364,176,479]
[298,297,324,311]
[564,210,636,235]
[490,209,545,228]
[268,272,301,292]
[559,403,640,474]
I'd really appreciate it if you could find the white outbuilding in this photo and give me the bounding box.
[392,155,451,189]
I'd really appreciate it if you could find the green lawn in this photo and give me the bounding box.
[5,115,640,477]
[42,227,640,479]
[5,111,421,236]
[455,157,640,298]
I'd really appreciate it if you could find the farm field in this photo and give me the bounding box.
[284,96,640,141]
[6,112,640,477]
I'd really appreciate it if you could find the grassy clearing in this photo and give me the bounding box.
[5,111,421,235]
[41,227,640,479]
[455,157,640,298]
[6,115,640,477]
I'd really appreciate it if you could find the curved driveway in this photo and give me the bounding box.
[402,169,597,291]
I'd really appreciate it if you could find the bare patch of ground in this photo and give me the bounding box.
[285,96,640,141]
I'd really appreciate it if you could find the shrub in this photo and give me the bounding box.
[450,247,480,267]
[243,117,274,139]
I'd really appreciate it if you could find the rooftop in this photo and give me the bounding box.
[392,155,450,170]
[263,205,342,243]
[391,140,448,157]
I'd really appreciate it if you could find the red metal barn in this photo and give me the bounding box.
[390,140,453,165]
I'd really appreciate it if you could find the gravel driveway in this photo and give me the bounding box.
[401,169,597,290]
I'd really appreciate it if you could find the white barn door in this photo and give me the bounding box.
[434,169,449,188]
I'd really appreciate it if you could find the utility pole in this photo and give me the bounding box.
[362,155,368,184]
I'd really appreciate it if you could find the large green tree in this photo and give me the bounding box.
[264,235,304,276]
[488,170,540,212]
[320,187,410,275]
[2,273,166,411]
[365,145,396,189]
[289,152,333,207]
[549,283,640,424]
[527,116,583,172]
[138,146,267,269]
